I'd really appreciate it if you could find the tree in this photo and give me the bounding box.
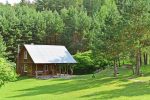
[0,36,16,87]
[117,0,150,75]
[92,0,122,77]
[42,10,64,35]
[83,0,104,16]
[60,7,92,53]
[0,5,46,61]
[0,35,6,57]
[35,0,82,12]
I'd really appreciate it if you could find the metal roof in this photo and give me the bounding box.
[24,44,77,64]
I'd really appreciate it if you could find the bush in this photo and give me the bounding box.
[73,51,108,75]
[94,54,109,70]
[0,58,17,87]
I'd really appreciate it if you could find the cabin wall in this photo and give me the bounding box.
[16,47,34,76]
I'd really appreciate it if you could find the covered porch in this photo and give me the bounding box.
[34,64,74,79]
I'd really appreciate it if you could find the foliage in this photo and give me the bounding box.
[35,0,82,12]
[0,0,150,77]
[0,4,92,61]
[0,35,16,87]
[74,51,108,74]
[92,0,123,77]
[42,10,64,35]
[0,35,6,57]
[60,7,92,53]
[0,58,17,87]
[74,51,94,74]
[92,0,150,76]
[93,52,109,69]
[116,0,150,75]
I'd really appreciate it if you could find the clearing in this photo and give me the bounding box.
[0,66,150,100]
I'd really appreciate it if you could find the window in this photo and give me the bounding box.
[24,51,27,59]
[24,65,28,72]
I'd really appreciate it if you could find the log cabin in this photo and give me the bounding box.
[16,44,77,78]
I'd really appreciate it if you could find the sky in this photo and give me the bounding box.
[0,0,34,5]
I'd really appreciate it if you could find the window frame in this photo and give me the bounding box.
[24,65,28,72]
[24,51,27,59]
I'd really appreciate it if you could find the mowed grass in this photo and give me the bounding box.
[0,66,150,100]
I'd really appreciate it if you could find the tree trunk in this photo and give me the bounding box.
[132,66,135,75]
[140,52,142,66]
[147,54,149,64]
[135,49,141,76]
[118,57,121,67]
[123,59,125,65]
[143,53,148,65]
[114,60,118,77]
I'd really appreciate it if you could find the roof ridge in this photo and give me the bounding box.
[24,44,65,47]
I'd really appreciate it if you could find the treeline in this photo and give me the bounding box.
[0,0,93,61]
[0,0,150,76]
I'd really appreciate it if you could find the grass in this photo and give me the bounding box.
[0,66,150,100]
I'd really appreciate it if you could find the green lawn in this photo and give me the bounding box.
[0,66,150,100]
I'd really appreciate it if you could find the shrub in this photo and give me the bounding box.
[73,51,94,74]
[73,51,108,75]
[94,54,109,70]
[0,58,17,87]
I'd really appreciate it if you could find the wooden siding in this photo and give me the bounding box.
[16,46,34,76]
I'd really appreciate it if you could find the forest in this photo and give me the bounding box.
[0,0,150,86]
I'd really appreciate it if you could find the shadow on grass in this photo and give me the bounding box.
[80,81,150,100]
[14,76,35,82]
[7,77,116,98]
[8,67,150,99]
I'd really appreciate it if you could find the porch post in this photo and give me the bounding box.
[50,65,52,77]
[52,65,54,77]
[70,65,73,75]
[30,64,32,76]
[67,64,69,75]
[64,65,66,76]
[59,64,61,77]
[36,64,37,78]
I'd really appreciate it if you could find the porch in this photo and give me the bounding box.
[34,64,74,78]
